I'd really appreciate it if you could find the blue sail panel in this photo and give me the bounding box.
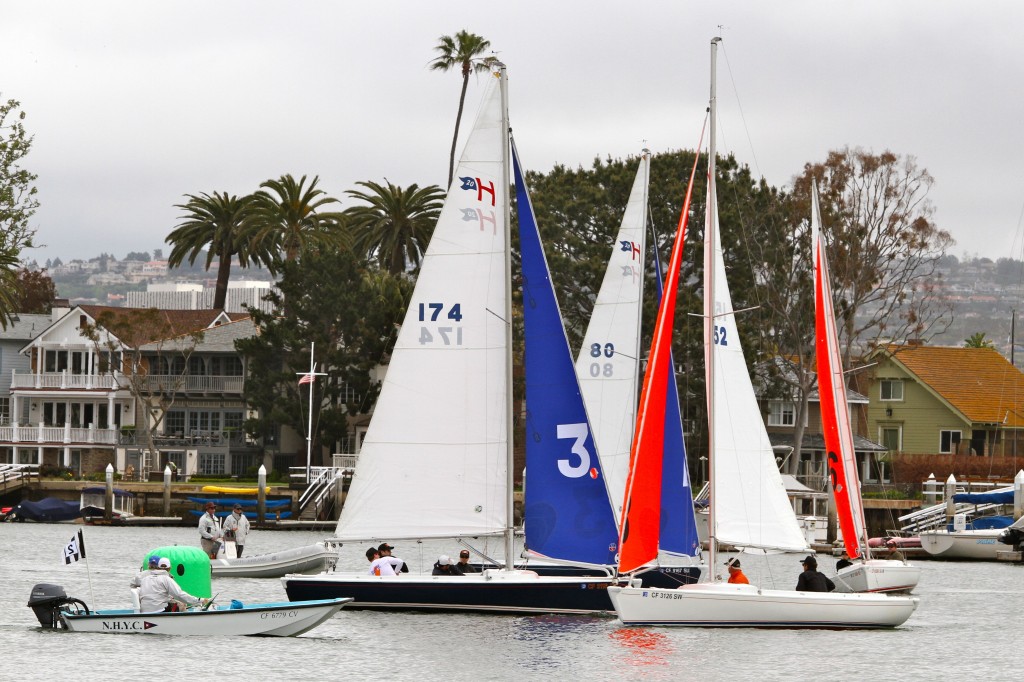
[652,243,701,557]
[514,142,619,566]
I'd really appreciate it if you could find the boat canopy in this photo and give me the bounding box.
[952,490,1014,504]
[12,497,81,522]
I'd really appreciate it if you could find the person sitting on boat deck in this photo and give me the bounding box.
[725,557,749,584]
[221,503,250,558]
[455,549,479,573]
[836,551,853,571]
[885,540,907,562]
[130,555,161,589]
[796,555,835,592]
[366,547,405,576]
[432,555,464,576]
[378,542,409,573]
[198,502,223,559]
[138,557,206,612]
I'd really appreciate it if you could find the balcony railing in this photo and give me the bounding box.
[141,375,244,394]
[10,370,123,390]
[0,423,121,446]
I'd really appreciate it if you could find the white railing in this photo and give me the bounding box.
[0,424,120,445]
[10,370,122,390]
[141,375,244,393]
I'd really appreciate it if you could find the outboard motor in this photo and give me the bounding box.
[999,527,1024,548]
[27,584,89,628]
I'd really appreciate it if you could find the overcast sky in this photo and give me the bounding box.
[4,1,1023,265]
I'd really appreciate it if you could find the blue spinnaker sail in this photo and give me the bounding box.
[652,240,701,557]
[514,141,619,566]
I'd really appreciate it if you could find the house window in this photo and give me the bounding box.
[164,410,186,437]
[940,430,962,454]
[198,452,225,475]
[223,356,243,376]
[880,379,904,401]
[768,401,796,426]
[880,426,902,452]
[0,398,8,425]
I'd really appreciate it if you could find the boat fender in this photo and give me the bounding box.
[230,600,244,610]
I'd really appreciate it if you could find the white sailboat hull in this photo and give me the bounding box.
[211,542,336,578]
[919,529,1003,559]
[607,582,918,628]
[832,559,921,594]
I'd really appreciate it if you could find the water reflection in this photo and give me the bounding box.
[609,626,673,667]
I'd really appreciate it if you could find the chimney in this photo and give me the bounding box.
[51,298,71,322]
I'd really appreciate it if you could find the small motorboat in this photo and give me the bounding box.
[27,544,351,636]
[28,583,350,636]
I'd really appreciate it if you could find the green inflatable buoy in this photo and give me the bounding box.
[142,546,212,598]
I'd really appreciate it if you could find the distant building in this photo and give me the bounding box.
[126,280,275,313]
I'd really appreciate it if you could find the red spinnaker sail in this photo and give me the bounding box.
[617,133,705,574]
[812,187,866,560]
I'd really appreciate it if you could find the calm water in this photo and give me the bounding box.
[1,522,1020,681]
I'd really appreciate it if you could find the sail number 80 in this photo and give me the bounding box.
[589,342,615,377]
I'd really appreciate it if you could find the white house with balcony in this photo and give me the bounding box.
[1,305,249,477]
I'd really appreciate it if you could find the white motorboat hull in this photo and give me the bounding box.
[58,598,350,636]
[284,569,621,614]
[832,559,920,594]
[607,582,918,628]
[919,529,1003,559]
[212,542,336,578]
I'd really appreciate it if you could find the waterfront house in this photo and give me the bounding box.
[865,343,1024,458]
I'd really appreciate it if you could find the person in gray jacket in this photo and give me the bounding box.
[198,502,222,559]
[138,557,206,612]
[221,504,250,558]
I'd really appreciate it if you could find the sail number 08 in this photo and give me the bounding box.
[418,302,463,346]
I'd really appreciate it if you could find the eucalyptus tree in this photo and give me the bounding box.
[247,174,348,268]
[430,30,495,188]
[166,191,270,309]
[345,180,444,275]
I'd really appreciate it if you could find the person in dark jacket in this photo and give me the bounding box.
[431,555,464,576]
[835,551,853,571]
[796,555,835,592]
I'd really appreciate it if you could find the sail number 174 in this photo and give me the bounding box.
[418,302,463,346]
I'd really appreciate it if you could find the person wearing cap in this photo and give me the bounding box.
[432,554,464,576]
[198,502,223,559]
[836,551,853,571]
[221,503,251,558]
[796,554,835,592]
[725,557,749,584]
[455,550,479,573]
[129,555,161,589]
[138,557,206,612]
[366,547,405,576]
[378,542,409,573]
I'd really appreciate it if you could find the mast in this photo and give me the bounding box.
[705,36,721,572]
[499,63,515,571]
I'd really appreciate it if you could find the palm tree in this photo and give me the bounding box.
[345,180,445,275]
[166,191,269,309]
[430,31,495,188]
[246,174,348,267]
[964,332,994,348]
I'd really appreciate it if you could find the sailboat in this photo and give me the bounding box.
[606,37,919,628]
[812,183,921,593]
[282,65,622,614]
[569,151,701,584]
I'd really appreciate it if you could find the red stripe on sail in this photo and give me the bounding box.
[618,130,705,574]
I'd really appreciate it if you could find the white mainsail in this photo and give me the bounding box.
[336,74,509,541]
[705,160,808,554]
[575,153,649,520]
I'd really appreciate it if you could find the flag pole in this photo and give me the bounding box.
[306,342,315,484]
[81,529,96,607]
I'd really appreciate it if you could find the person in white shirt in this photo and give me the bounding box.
[138,557,205,612]
[221,504,251,557]
[366,547,405,576]
[130,555,160,588]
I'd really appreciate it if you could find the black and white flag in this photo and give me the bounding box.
[62,530,86,565]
